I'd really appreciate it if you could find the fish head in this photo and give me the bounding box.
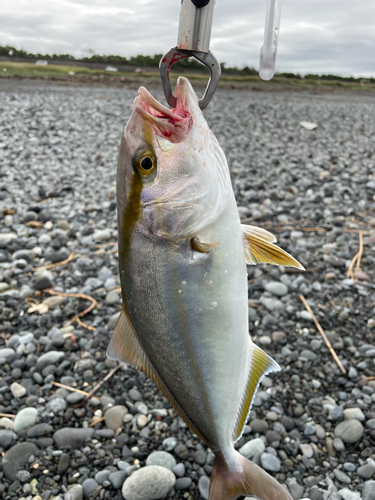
[118,76,229,241]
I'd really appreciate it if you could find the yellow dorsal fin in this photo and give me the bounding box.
[241,224,277,243]
[107,309,207,443]
[242,225,304,269]
[233,345,280,442]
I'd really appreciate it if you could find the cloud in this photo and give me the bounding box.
[1,0,375,76]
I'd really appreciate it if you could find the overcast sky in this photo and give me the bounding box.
[2,0,375,77]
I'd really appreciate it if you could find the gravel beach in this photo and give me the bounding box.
[0,80,375,500]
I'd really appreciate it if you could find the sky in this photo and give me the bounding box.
[1,0,375,77]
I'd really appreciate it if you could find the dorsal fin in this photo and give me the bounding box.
[107,309,207,443]
[242,224,304,268]
[233,344,280,442]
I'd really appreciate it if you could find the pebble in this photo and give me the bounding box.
[264,281,289,296]
[108,470,128,489]
[47,397,67,414]
[64,484,83,500]
[146,451,177,470]
[3,442,39,480]
[357,459,375,479]
[53,427,94,449]
[13,407,38,433]
[338,488,362,500]
[363,481,375,500]
[175,477,192,490]
[343,408,365,421]
[10,382,27,398]
[104,405,128,430]
[260,452,281,472]
[333,468,351,484]
[198,475,210,500]
[121,466,176,500]
[172,463,186,477]
[334,419,364,443]
[82,478,98,498]
[239,438,266,458]
[162,436,177,451]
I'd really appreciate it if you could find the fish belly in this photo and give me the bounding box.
[124,206,250,448]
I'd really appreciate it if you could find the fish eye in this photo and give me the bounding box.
[133,149,156,176]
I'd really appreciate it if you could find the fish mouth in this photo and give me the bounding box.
[135,77,194,143]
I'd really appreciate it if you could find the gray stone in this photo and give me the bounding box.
[175,477,192,490]
[299,444,313,458]
[27,423,53,437]
[82,478,98,498]
[3,442,39,480]
[265,281,288,296]
[333,469,351,484]
[47,397,67,414]
[0,347,15,360]
[334,419,364,444]
[357,459,375,479]
[162,436,177,451]
[53,427,94,449]
[250,419,268,433]
[0,429,16,449]
[58,453,70,474]
[108,470,127,489]
[36,350,65,371]
[194,450,207,465]
[13,407,38,434]
[121,465,176,500]
[128,388,142,401]
[260,296,284,311]
[106,290,120,304]
[105,405,128,430]
[363,481,375,500]
[94,470,110,484]
[146,451,176,470]
[333,438,345,452]
[343,462,356,472]
[299,349,318,361]
[239,438,265,458]
[288,478,304,500]
[16,469,31,482]
[64,484,83,500]
[260,452,281,472]
[66,392,85,405]
[172,463,186,477]
[198,475,210,500]
[338,488,362,500]
[343,408,365,421]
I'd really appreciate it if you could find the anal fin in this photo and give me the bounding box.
[233,344,280,441]
[107,309,207,443]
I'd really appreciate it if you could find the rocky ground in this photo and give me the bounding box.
[0,80,375,500]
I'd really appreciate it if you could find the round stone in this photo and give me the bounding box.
[250,419,268,433]
[10,381,26,398]
[121,465,175,500]
[162,437,177,451]
[264,281,288,296]
[260,452,281,472]
[334,419,364,444]
[47,397,67,414]
[175,477,192,490]
[82,478,98,498]
[104,405,128,430]
[239,438,265,459]
[198,475,210,500]
[363,481,375,500]
[13,407,38,434]
[146,451,176,471]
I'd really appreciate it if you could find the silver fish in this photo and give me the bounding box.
[107,77,303,500]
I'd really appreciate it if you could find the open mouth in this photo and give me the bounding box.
[135,81,193,142]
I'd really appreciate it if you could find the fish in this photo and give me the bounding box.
[107,76,303,500]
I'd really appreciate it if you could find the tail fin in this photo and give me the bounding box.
[209,450,292,500]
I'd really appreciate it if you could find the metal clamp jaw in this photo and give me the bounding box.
[159,0,221,110]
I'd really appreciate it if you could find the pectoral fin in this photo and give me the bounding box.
[242,224,304,269]
[233,344,280,442]
[191,237,220,253]
[107,309,207,443]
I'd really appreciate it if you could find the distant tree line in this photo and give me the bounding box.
[1,45,374,82]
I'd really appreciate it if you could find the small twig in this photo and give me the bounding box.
[45,289,97,328]
[347,231,364,280]
[355,231,364,272]
[90,416,106,427]
[0,413,15,418]
[33,251,85,271]
[85,363,123,399]
[363,376,375,381]
[300,294,346,375]
[51,381,90,396]
[77,317,96,331]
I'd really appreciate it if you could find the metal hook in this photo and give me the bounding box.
[159,47,221,110]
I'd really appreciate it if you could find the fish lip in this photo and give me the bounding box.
[137,86,188,123]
